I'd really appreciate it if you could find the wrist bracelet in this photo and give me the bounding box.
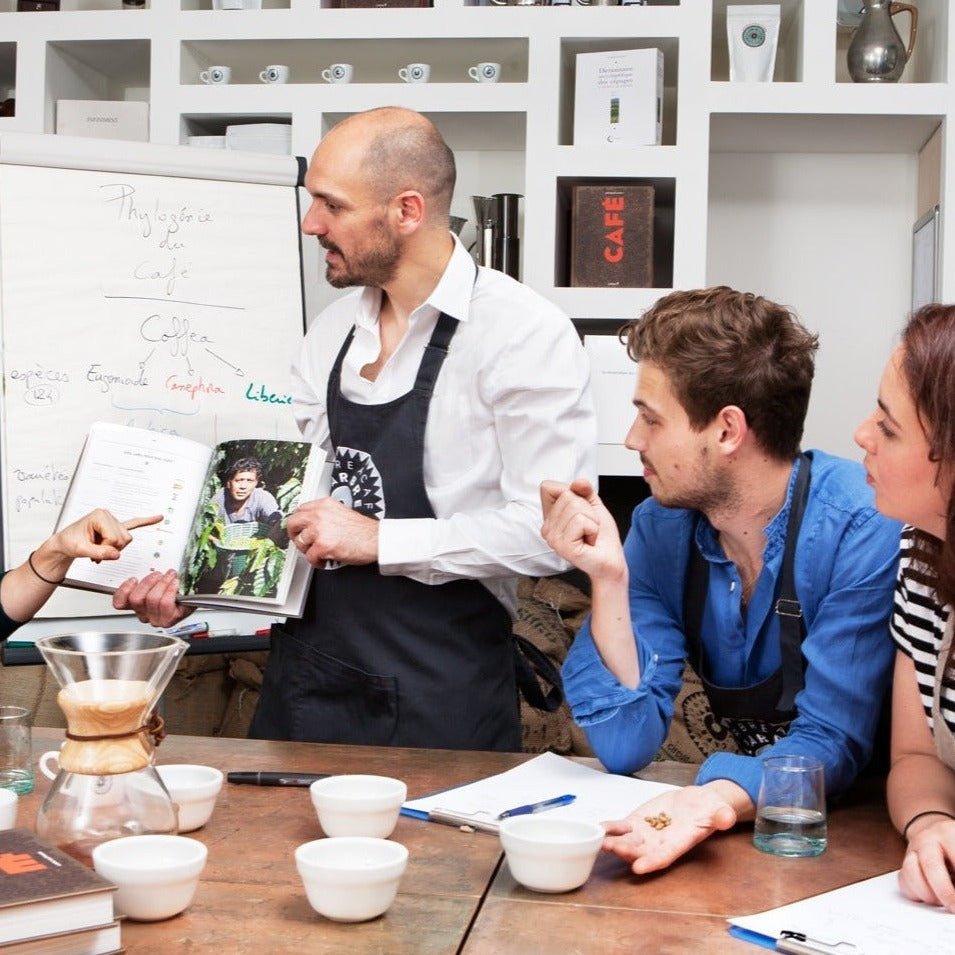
[27,550,64,587]
[902,809,955,841]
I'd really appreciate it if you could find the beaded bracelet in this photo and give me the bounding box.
[27,550,64,587]
[902,809,955,842]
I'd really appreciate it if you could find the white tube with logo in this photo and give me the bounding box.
[727,4,781,82]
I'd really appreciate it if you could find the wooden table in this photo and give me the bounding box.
[18,731,903,954]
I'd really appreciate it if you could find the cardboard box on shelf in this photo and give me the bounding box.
[573,48,663,147]
[569,183,654,288]
[55,100,149,142]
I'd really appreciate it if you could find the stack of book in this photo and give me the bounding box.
[0,829,121,954]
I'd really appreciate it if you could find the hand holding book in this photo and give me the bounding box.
[56,423,332,618]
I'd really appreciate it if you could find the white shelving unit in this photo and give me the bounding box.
[0,0,952,459]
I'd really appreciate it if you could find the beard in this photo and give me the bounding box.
[642,449,738,514]
[322,218,402,289]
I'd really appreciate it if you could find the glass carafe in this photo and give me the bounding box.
[34,632,187,866]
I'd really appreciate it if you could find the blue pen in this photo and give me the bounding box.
[166,621,209,637]
[497,793,576,820]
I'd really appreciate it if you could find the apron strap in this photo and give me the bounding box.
[683,453,812,714]
[513,634,564,713]
[775,453,812,710]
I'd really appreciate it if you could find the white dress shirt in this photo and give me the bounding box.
[290,236,598,617]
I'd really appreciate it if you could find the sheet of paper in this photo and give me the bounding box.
[583,335,640,477]
[402,752,677,827]
[729,870,955,954]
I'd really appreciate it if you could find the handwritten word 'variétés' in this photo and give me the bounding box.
[13,464,71,484]
[245,383,292,405]
[99,183,214,251]
[141,314,212,358]
[87,364,149,393]
[166,375,225,400]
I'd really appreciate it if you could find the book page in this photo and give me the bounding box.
[57,423,212,593]
[179,441,330,614]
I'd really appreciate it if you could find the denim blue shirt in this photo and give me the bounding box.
[562,450,901,804]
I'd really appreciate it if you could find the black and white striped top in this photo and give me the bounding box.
[891,529,955,738]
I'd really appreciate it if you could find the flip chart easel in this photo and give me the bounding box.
[0,132,307,621]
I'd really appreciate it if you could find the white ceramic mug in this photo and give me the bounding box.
[259,64,290,84]
[322,63,354,84]
[468,62,501,83]
[199,66,232,85]
[38,748,62,781]
[399,63,431,83]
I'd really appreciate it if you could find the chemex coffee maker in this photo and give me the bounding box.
[33,632,187,865]
[471,193,522,280]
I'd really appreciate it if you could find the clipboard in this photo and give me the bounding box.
[729,925,862,954]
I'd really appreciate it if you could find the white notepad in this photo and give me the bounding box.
[402,752,678,833]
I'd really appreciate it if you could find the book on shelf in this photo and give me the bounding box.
[0,829,116,947]
[569,183,655,289]
[0,921,122,955]
[55,422,332,618]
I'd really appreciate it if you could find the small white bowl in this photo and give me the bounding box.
[499,816,605,893]
[309,774,407,838]
[0,789,17,830]
[295,837,408,922]
[92,834,208,921]
[157,764,224,832]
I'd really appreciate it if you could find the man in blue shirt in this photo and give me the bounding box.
[541,286,900,874]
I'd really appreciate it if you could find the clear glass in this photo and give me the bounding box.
[753,755,827,857]
[0,705,34,796]
[33,632,187,865]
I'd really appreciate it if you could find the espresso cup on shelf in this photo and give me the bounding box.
[468,62,501,83]
[398,63,431,83]
[259,64,291,84]
[322,63,354,84]
[199,65,232,85]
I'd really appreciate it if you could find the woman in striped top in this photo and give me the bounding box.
[855,303,955,913]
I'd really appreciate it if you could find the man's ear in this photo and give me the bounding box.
[714,405,747,456]
[393,190,425,234]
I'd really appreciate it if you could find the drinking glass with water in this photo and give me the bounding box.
[0,706,34,796]
[753,755,826,857]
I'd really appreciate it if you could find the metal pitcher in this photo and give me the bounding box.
[847,0,918,83]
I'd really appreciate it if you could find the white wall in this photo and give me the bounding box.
[707,151,917,460]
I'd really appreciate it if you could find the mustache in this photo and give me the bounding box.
[319,238,343,256]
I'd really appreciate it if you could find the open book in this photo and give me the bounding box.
[55,422,331,617]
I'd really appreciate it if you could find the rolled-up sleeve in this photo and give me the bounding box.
[563,509,689,774]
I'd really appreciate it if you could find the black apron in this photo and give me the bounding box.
[682,454,811,756]
[250,309,521,751]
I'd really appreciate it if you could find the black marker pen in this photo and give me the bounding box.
[227,771,330,787]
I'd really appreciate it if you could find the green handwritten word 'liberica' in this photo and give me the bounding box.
[245,384,292,405]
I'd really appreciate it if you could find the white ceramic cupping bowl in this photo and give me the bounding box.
[156,764,224,833]
[0,788,17,829]
[499,816,605,893]
[295,837,408,922]
[309,774,407,838]
[92,834,208,921]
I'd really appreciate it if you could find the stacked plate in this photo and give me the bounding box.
[187,135,226,149]
[225,123,292,155]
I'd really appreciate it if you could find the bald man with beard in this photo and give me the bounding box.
[117,107,597,751]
